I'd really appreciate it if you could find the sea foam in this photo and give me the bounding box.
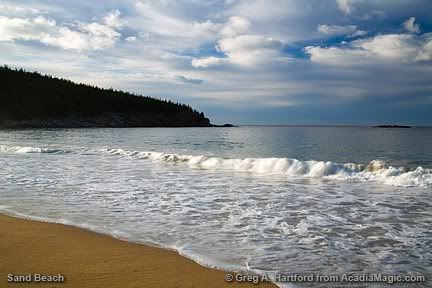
[99,148,432,188]
[1,145,430,188]
[0,145,69,154]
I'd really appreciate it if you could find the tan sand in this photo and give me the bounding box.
[0,213,277,288]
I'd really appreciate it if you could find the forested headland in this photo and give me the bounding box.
[0,66,211,128]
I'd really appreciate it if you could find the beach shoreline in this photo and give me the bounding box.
[0,213,276,288]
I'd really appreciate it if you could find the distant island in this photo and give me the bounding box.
[212,124,237,127]
[370,125,412,128]
[0,66,216,128]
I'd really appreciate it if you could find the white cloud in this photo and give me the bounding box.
[191,15,284,68]
[218,35,282,53]
[351,30,368,37]
[103,10,122,28]
[0,11,122,51]
[132,1,223,48]
[125,36,137,42]
[305,46,368,65]
[0,4,40,17]
[219,16,250,37]
[306,33,432,64]
[415,34,432,61]
[402,17,420,34]
[0,15,57,42]
[217,34,282,66]
[317,24,367,37]
[82,22,119,39]
[40,28,93,50]
[354,34,418,60]
[191,20,221,34]
[191,34,284,67]
[192,56,227,68]
[336,0,355,16]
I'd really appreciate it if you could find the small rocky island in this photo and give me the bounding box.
[370,125,412,128]
[212,124,237,127]
[0,66,215,128]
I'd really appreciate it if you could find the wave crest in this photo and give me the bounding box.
[1,145,430,188]
[99,148,432,188]
[0,145,69,154]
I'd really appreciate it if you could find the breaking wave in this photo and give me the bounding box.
[99,148,432,188]
[1,145,431,188]
[0,145,70,154]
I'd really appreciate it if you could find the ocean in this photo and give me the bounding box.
[0,126,431,287]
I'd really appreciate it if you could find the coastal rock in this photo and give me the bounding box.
[0,112,211,128]
[370,125,412,128]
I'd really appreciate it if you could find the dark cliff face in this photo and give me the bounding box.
[0,66,212,128]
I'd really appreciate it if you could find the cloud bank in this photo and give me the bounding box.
[0,10,122,50]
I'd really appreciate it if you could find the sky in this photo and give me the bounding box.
[1,0,431,125]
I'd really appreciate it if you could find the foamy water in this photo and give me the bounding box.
[0,127,431,287]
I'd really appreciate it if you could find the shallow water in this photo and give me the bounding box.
[0,127,431,287]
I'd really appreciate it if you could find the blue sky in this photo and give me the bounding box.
[1,0,431,125]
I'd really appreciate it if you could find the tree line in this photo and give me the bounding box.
[0,65,206,120]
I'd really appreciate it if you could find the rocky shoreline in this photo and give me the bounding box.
[0,111,212,128]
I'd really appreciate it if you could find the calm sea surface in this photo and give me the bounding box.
[1,126,431,287]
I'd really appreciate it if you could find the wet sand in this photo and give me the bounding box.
[0,213,276,288]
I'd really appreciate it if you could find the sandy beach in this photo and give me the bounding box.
[0,213,276,288]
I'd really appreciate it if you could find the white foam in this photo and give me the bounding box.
[99,148,432,188]
[1,145,431,188]
[0,145,68,154]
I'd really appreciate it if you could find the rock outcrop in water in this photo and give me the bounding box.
[0,66,211,128]
[370,125,412,128]
[211,123,237,127]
